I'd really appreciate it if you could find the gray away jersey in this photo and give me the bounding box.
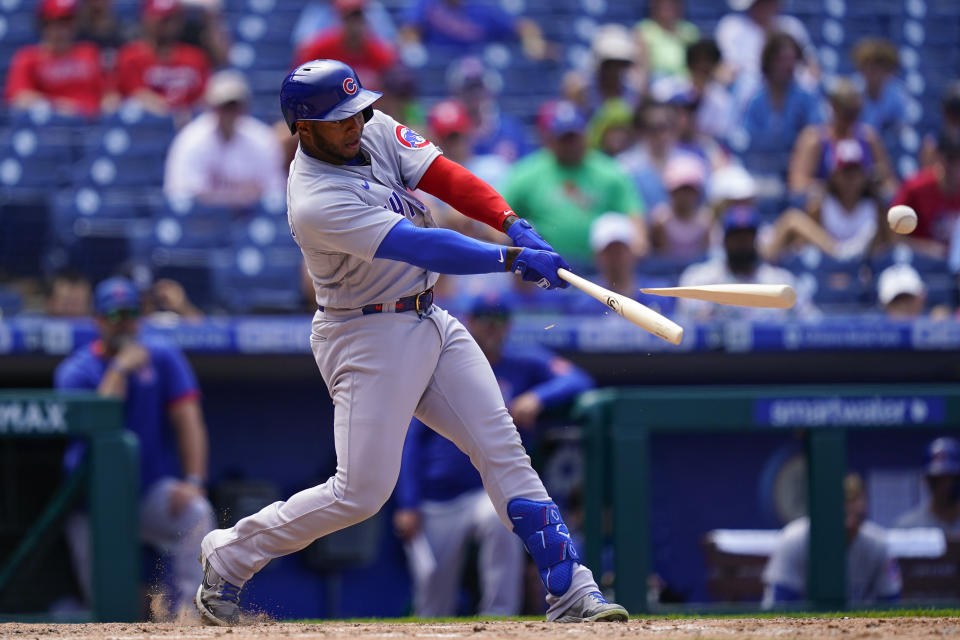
[287,110,442,309]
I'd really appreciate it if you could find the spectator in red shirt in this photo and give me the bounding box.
[293,0,396,90]
[114,0,211,116]
[891,131,960,257]
[4,0,112,117]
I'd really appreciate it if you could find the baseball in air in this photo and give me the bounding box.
[887,204,918,235]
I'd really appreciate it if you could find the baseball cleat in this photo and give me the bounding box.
[554,591,629,623]
[195,557,242,626]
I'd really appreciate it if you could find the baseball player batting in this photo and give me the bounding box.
[194,59,628,625]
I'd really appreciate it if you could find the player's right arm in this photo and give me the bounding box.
[291,182,569,289]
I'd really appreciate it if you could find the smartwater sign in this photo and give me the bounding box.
[754,396,945,428]
[0,400,68,434]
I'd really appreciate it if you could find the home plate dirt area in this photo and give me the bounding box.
[2,618,959,640]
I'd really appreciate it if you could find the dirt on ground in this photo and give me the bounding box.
[1,618,959,640]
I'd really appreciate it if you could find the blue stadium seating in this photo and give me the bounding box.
[0,12,36,45]
[213,245,303,312]
[0,154,66,189]
[73,155,165,188]
[102,105,176,133]
[0,190,50,277]
[780,248,872,311]
[83,126,173,158]
[230,215,294,248]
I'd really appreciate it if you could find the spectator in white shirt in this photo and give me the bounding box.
[717,0,818,96]
[164,70,286,209]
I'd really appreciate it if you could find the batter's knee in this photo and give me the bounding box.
[335,472,397,524]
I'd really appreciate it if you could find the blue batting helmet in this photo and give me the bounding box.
[280,59,382,134]
[925,436,960,476]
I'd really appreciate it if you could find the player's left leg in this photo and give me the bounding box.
[413,307,626,622]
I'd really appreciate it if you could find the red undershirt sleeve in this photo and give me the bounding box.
[416,155,514,232]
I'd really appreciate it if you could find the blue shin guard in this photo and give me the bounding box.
[507,498,580,596]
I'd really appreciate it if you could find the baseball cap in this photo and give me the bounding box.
[591,23,636,63]
[143,0,181,19]
[94,277,140,316]
[590,212,639,253]
[428,99,473,138]
[548,100,586,136]
[925,437,960,476]
[709,164,757,203]
[38,0,78,20]
[826,138,872,173]
[469,292,512,319]
[205,70,250,107]
[663,154,706,192]
[877,263,924,305]
[722,205,760,233]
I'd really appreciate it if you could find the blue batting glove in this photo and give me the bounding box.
[512,248,570,290]
[506,218,555,252]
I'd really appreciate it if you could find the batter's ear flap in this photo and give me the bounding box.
[362,106,374,122]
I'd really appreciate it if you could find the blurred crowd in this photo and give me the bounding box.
[1,0,959,323]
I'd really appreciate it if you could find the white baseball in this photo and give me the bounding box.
[887,204,918,235]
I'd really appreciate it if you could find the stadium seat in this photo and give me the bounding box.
[141,212,232,253]
[0,155,66,188]
[9,106,90,129]
[74,155,165,188]
[781,248,870,311]
[0,190,50,277]
[0,127,76,160]
[0,11,35,45]
[103,104,176,133]
[83,126,173,158]
[230,215,294,248]
[213,245,303,313]
[49,187,159,244]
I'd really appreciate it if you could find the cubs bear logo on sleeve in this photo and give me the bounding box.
[395,125,431,149]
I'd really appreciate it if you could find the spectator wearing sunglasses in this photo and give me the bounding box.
[54,276,215,619]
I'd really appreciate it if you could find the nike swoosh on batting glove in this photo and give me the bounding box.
[506,218,556,252]
[511,248,571,290]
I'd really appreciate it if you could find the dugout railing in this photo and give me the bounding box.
[0,391,139,622]
[575,384,960,613]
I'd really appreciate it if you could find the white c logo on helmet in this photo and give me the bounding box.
[342,77,358,95]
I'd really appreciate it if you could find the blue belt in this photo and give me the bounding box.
[319,288,434,315]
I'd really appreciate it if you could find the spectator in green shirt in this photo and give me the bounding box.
[636,0,700,81]
[502,101,647,266]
